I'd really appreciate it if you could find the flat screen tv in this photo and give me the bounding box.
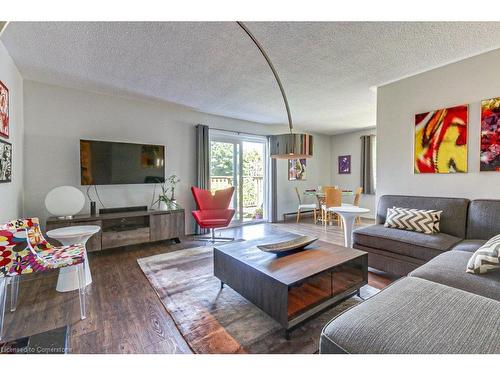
[80,139,165,185]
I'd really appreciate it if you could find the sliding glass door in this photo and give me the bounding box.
[210,130,267,223]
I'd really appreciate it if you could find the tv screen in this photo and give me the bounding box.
[80,140,165,185]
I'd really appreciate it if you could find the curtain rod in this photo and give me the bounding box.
[209,127,269,137]
[211,127,374,138]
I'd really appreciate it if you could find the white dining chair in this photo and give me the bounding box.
[295,187,317,223]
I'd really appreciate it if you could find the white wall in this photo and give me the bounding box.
[377,48,500,203]
[276,135,332,220]
[23,80,332,231]
[0,42,23,222]
[330,128,376,217]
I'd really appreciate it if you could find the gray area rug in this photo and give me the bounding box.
[137,245,378,354]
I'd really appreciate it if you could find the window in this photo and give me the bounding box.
[209,130,268,222]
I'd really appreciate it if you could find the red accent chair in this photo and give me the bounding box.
[191,186,235,242]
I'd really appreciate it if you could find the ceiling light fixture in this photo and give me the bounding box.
[237,22,313,159]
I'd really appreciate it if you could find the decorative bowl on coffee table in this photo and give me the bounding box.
[257,235,318,255]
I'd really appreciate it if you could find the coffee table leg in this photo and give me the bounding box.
[220,281,224,289]
[285,329,291,340]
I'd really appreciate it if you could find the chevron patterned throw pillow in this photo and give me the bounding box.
[466,234,500,274]
[392,207,442,233]
[384,207,436,234]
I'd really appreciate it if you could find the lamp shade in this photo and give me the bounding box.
[269,133,313,159]
[45,186,85,218]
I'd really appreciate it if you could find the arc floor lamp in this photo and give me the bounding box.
[237,22,313,159]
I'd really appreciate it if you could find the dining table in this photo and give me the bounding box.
[303,190,354,198]
[329,206,370,247]
[303,189,356,224]
[304,190,355,207]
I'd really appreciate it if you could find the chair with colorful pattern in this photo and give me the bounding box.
[0,217,87,341]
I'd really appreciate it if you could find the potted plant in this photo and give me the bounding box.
[153,175,181,210]
[166,174,181,202]
[253,207,263,220]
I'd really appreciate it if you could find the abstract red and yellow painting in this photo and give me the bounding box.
[414,105,468,173]
[480,97,500,172]
[0,81,8,138]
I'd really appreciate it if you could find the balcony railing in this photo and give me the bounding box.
[210,175,264,210]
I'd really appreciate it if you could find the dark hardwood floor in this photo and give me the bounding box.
[1,217,397,353]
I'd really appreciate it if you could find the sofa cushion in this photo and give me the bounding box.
[377,195,469,238]
[451,240,487,253]
[466,199,500,239]
[353,225,461,261]
[320,277,500,354]
[409,250,500,301]
[355,244,425,276]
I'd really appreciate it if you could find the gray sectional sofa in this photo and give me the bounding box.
[352,195,498,276]
[320,195,500,354]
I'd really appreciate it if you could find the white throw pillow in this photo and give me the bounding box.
[466,234,500,274]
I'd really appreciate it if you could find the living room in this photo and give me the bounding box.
[0,0,499,371]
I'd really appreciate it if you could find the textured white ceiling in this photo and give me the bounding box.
[2,22,500,134]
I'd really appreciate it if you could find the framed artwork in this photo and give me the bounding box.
[414,104,468,173]
[0,139,12,183]
[0,81,8,138]
[338,155,351,174]
[480,97,500,171]
[288,158,306,180]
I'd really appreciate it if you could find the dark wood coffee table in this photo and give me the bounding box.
[213,233,368,338]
